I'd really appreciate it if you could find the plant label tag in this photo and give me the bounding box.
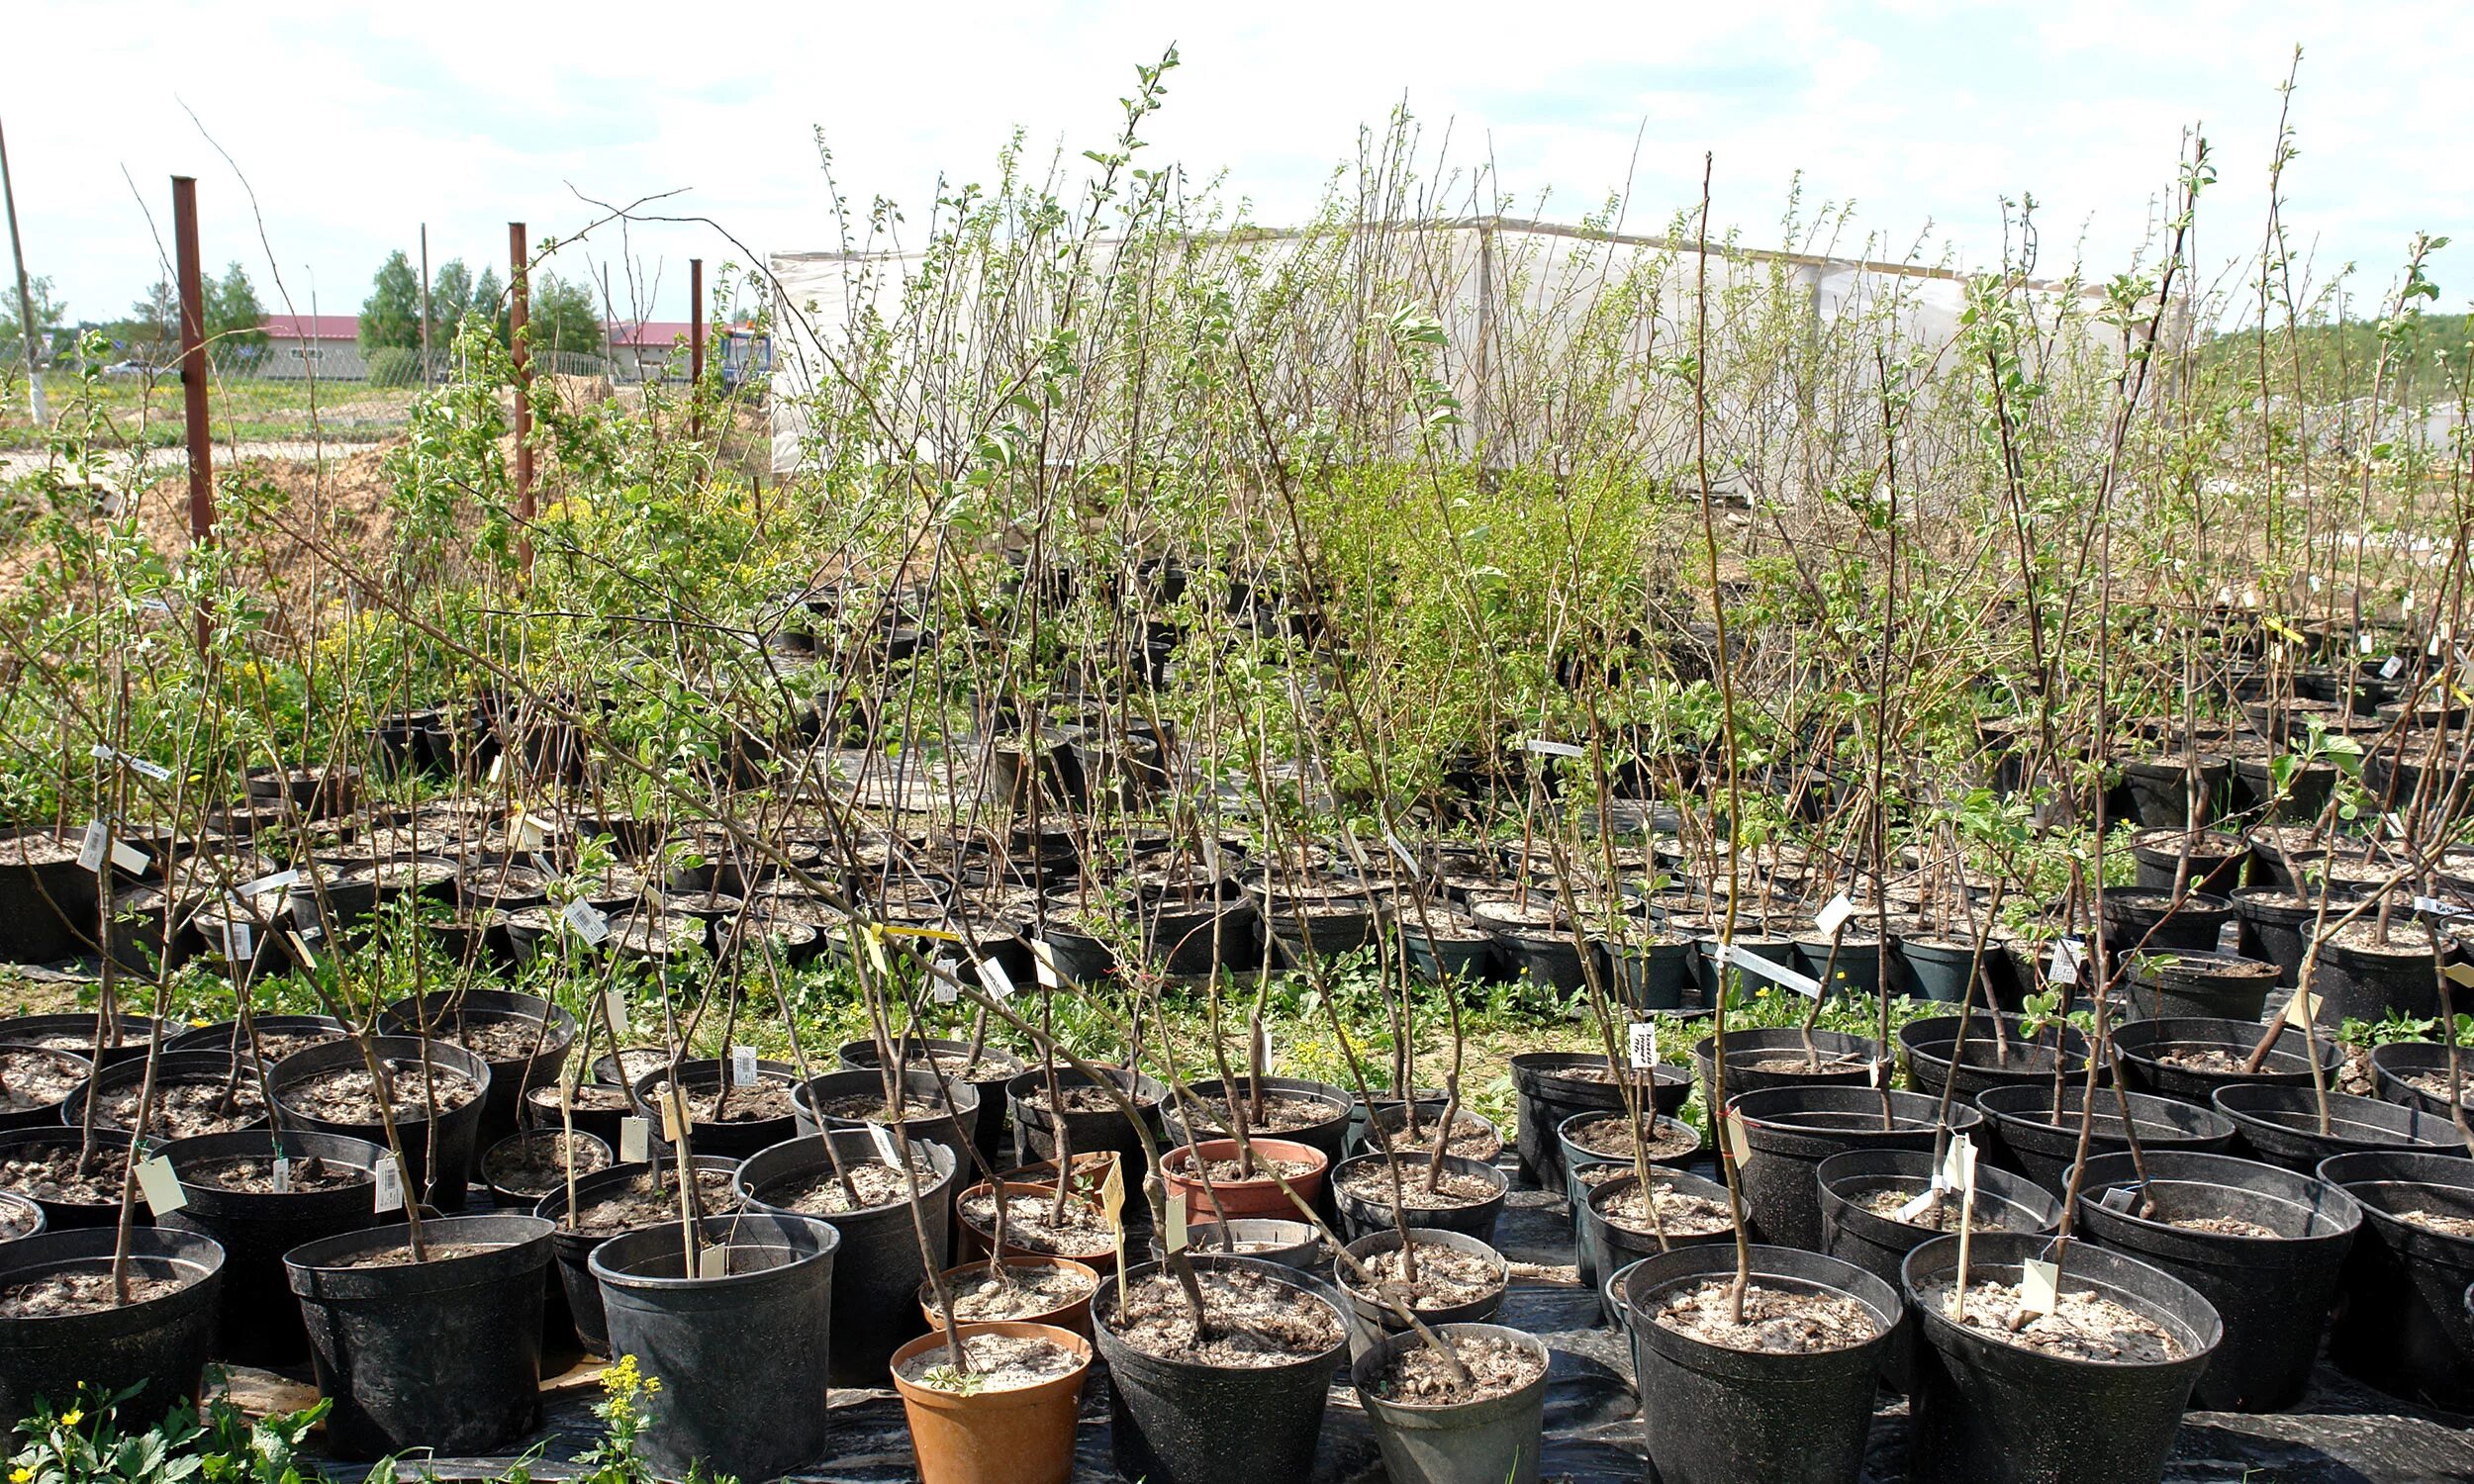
[237,869,299,898]
[2310,573,2324,593]
[223,921,253,962]
[2407,592,2418,614]
[1253,1021,1274,1072]
[2217,921,2241,954]
[1099,1156,1126,1229]
[1894,1188,1940,1223]
[604,987,630,1038]
[1198,833,1222,877]
[619,1117,650,1162]
[76,819,108,873]
[2279,988,2325,1029]
[2218,586,2234,605]
[137,1156,186,1214]
[109,839,148,874]
[1165,1193,1189,1253]
[512,812,547,852]
[661,1090,691,1143]
[1725,941,1823,998]
[930,962,960,1004]
[870,1123,902,1165]
[2101,1185,2137,1212]
[1028,939,1063,989]
[1524,738,1585,759]
[2048,937,2087,984]
[271,1158,292,1194]
[2415,896,2461,917]
[1815,893,1857,939]
[488,754,505,785]
[697,1247,728,1280]
[2019,1257,2060,1319]
[128,756,171,783]
[978,957,1017,1001]
[1872,1059,1893,1090]
[563,898,611,945]
[2361,632,2377,654]
[1385,830,1420,873]
[373,1155,405,1213]
[2385,812,2408,839]
[1721,1109,1753,1165]
[289,934,318,972]
[2449,963,2474,989]
[2383,654,2407,680]
[1940,1135,1977,1196]
[730,1046,759,1087]
[1628,1021,1658,1069]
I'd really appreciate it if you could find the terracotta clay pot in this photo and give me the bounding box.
[1160,1138,1327,1224]
[890,1320,1093,1484]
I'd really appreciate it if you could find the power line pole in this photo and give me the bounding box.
[0,119,46,426]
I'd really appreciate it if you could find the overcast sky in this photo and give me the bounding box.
[7,1,2466,330]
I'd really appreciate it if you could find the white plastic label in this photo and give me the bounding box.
[2385,812,2408,839]
[1165,1192,1189,1253]
[1939,1135,1978,1195]
[2048,937,2087,984]
[1253,1021,1274,1072]
[2414,896,2461,917]
[1627,1021,1658,1069]
[512,812,547,852]
[1894,1188,1940,1223]
[869,1123,902,1164]
[697,1246,728,1279]
[604,988,630,1038]
[978,958,1016,1002]
[223,921,253,962]
[563,898,611,946]
[1524,738,1586,759]
[1721,1109,1753,1165]
[2450,963,2474,989]
[619,1117,650,1162]
[1814,893,1856,939]
[271,1157,292,1193]
[2361,632,2377,654]
[289,933,318,972]
[2383,655,2407,680]
[2217,921,2241,954]
[1726,942,1823,998]
[730,1046,759,1087]
[1028,939,1063,989]
[76,820,107,873]
[2019,1257,2060,1318]
[2101,1185,2136,1212]
[137,1156,186,1214]
[661,1091,690,1143]
[108,840,147,874]
[373,1155,405,1213]
[2310,573,2324,593]
[128,757,171,783]
[930,960,960,1004]
[2279,988,2325,1029]
[236,869,300,899]
[1385,830,1419,872]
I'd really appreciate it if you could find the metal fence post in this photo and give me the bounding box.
[689,256,704,440]
[511,221,531,575]
[172,175,213,644]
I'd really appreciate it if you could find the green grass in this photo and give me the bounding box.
[0,374,416,451]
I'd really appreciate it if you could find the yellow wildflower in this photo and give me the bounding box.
[58,1409,81,1428]
[17,1462,37,1481]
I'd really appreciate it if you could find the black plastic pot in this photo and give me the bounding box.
[2321,930,2443,1021]
[2120,757,2230,829]
[1973,1085,2237,1196]
[1400,919,1499,984]
[2367,1039,2474,1121]
[0,1012,161,1067]
[2129,828,2245,894]
[1897,1013,2090,1101]
[267,1036,491,1211]
[153,1128,383,1367]
[2073,1149,2358,1411]
[0,1191,41,1245]
[1351,1321,1550,1484]
[794,1067,979,1161]
[2121,950,2279,1023]
[1139,891,1256,975]
[0,1225,224,1431]
[1901,1232,2222,1484]
[1493,929,1589,993]
[2230,889,2316,986]
[0,1126,137,1229]
[0,1045,88,1131]
[737,1129,958,1383]
[1596,937,1695,1011]
[0,829,103,965]
[381,989,577,1168]
[1165,1075,1355,1174]
[2318,1150,2474,1410]
[1690,1027,1879,1104]
[1793,933,1883,1000]
[1337,1227,1507,1334]
[1330,1152,1508,1243]
[1557,1109,1701,1186]
[592,1211,841,1482]
[1620,1242,1898,1484]
[836,1035,1022,1170]
[1092,1253,1348,1484]
[2213,1081,2463,1175]
[2112,1016,2341,1103]
[65,1052,267,1140]
[1582,1167,1739,1316]
[1892,935,1982,1004]
[163,1014,348,1061]
[629,1058,802,1159]
[2101,889,2235,959]
[1005,1064,1167,1172]
[1507,1051,1688,1195]
[285,1213,555,1459]
[1731,1085,1983,1251]
[534,1155,742,1356]
[1816,1149,2062,1391]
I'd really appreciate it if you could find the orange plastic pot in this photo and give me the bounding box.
[891,1320,1092,1484]
[920,1254,1100,1339]
[1160,1138,1327,1223]
[955,1180,1119,1274]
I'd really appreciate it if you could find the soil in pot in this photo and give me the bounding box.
[760,1149,947,1215]
[1360,1323,1544,1399]
[1342,1236,1507,1319]
[0,1227,224,1432]
[1353,1321,1551,1484]
[1104,1261,1343,1365]
[1366,1104,1502,1161]
[2319,1150,2474,1409]
[956,1182,1115,1262]
[482,1130,612,1200]
[80,1057,264,1139]
[1563,1111,1698,1164]
[1916,1275,2187,1361]
[929,1256,1100,1331]
[895,1325,1083,1386]
[1647,1274,1884,1349]
[0,1047,85,1128]
[1332,1155,1504,1228]
[0,1134,131,1220]
[1595,1176,1735,1240]
[279,1056,482,1122]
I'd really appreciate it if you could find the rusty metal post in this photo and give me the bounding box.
[173,176,213,644]
[689,256,704,440]
[510,222,531,574]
